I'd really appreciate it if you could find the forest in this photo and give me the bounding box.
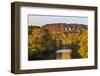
[28,23,88,60]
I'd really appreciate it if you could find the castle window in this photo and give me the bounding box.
[65,28,69,31]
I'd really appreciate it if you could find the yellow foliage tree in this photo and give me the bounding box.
[78,29,88,58]
[28,26,53,54]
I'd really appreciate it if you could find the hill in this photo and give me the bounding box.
[42,23,87,33]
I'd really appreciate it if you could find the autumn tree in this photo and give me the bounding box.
[28,26,53,59]
[78,29,88,58]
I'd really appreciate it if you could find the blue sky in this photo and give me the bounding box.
[28,15,88,26]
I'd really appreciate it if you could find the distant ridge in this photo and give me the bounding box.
[42,23,87,32]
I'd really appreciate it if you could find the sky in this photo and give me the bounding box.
[28,15,88,26]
